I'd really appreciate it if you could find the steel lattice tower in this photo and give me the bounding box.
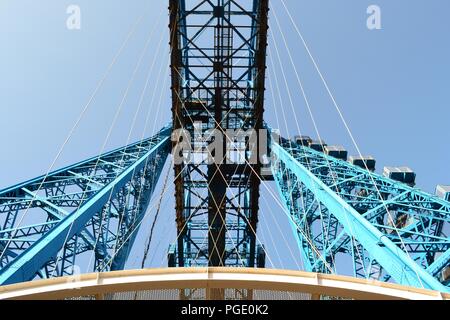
[168,0,269,268]
[0,0,448,294]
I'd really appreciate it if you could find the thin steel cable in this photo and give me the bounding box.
[140,161,172,269]
[265,67,305,271]
[98,15,170,272]
[104,45,171,271]
[170,65,331,271]
[164,5,255,267]
[172,107,247,267]
[51,8,164,277]
[85,10,166,273]
[279,0,423,286]
[270,7,366,276]
[266,43,335,273]
[0,7,149,265]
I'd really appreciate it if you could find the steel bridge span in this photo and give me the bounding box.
[0,0,449,298]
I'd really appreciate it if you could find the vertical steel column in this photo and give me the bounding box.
[168,0,270,268]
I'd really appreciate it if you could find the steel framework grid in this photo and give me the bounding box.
[168,0,269,268]
[0,126,171,285]
[271,135,450,292]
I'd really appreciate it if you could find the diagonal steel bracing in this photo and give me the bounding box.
[168,0,269,267]
[271,136,450,292]
[1,0,448,297]
[0,126,171,285]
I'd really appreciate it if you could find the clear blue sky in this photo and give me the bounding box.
[0,0,449,273]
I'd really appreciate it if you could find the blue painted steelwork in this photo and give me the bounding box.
[1,0,448,296]
[0,126,171,285]
[271,136,450,291]
[168,0,269,267]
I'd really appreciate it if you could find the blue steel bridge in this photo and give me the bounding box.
[0,0,449,294]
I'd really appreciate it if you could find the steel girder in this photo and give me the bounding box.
[271,137,450,292]
[0,126,171,285]
[168,0,269,267]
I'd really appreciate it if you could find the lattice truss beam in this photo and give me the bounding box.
[169,0,269,267]
[271,136,450,292]
[0,127,171,285]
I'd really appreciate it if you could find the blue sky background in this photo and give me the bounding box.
[0,0,449,273]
